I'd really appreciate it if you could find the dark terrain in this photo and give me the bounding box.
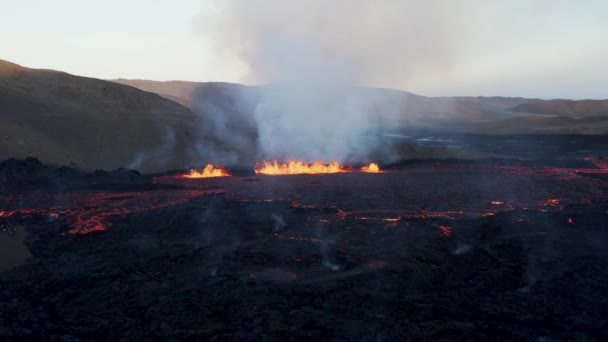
[2,59,608,340]
[1,135,608,340]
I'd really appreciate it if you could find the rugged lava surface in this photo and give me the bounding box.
[1,158,608,340]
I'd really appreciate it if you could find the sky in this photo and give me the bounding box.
[1,0,607,99]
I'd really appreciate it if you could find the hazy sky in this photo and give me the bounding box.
[1,0,606,99]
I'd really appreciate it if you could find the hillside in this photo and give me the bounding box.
[509,99,608,117]
[0,60,249,172]
[1,59,607,174]
[113,79,608,134]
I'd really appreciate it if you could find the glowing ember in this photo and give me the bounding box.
[545,198,560,207]
[182,164,230,178]
[439,225,452,237]
[491,201,504,205]
[568,218,574,224]
[255,160,347,175]
[0,210,14,217]
[361,162,381,173]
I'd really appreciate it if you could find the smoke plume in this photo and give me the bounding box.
[197,1,477,87]
[195,1,483,162]
[195,0,608,162]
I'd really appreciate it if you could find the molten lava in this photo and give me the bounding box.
[439,225,452,237]
[361,163,381,173]
[182,164,230,178]
[255,161,347,175]
[0,210,14,217]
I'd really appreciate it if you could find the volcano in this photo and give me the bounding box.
[2,60,608,340]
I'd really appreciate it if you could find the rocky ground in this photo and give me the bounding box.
[1,158,608,341]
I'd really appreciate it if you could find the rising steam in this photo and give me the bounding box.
[194,0,481,162]
[191,1,608,164]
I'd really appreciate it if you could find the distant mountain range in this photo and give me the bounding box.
[114,78,608,135]
[1,59,607,172]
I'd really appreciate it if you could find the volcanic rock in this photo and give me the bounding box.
[0,157,154,193]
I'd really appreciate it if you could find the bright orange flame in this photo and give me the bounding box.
[0,210,14,217]
[361,162,381,173]
[182,164,230,178]
[255,161,347,175]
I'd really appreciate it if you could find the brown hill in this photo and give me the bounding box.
[114,79,608,134]
[0,59,237,173]
[508,99,608,117]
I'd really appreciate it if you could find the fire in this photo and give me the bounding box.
[0,210,14,217]
[255,160,347,175]
[361,162,381,173]
[491,201,504,205]
[182,164,230,178]
[545,198,560,207]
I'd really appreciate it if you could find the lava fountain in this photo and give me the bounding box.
[182,164,231,178]
[255,161,347,175]
[361,163,381,173]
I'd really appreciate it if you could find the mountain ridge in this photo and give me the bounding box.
[113,78,608,134]
[0,59,223,172]
[2,59,608,173]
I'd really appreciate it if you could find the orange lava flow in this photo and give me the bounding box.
[182,164,230,178]
[255,160,347,175]
[361,163,381,173]
[439,225,452,237]
[0,189,222,235]
[0,210,15,217]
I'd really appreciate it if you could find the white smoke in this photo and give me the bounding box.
[196,1,477,88]
[251,84,381,162]
[194,0,480,161]
[316,223,343,272]
[271,213,286,232]
[196,0,608,99]
[127,126,176,170]
[195,1,608,161]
